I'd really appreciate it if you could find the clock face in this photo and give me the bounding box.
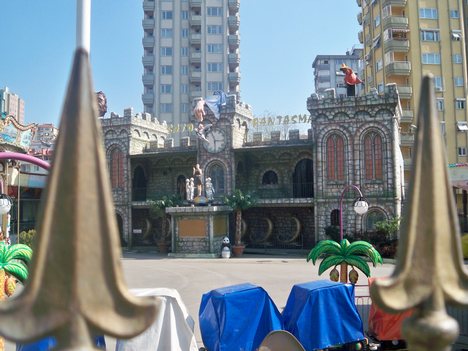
[204,129,226,153]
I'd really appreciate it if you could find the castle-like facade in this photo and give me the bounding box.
[101,85,403,251]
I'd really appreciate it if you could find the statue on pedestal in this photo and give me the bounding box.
[193,164,203,198]
[205,177,215,201]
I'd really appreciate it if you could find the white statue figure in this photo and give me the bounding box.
[185,178,192,201]
[189,178,195,201]
[205,177,215,201]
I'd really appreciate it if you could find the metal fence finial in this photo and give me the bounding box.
[371,75,468,351]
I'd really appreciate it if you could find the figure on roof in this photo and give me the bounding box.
[339,63,363,97]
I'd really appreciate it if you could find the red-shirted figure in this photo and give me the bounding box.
[339,63,363,97]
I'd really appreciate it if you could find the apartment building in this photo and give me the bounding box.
[357,0,468,184]
[141,0,241,129]
[312,49,364,97]
[0,87,25,124]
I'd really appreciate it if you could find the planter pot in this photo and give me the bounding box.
[232,244,245,257]
[157,241,169,254]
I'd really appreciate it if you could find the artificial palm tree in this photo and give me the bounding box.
[0,241,33,350]
[307,239,382,283]
[224,190,256,250]
[150,195,181,251]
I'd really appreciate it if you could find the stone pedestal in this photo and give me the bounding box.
[167,206,232,258]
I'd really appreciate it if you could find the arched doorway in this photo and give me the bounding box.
[293,159,313,198]
[176,175,186,200]
[132,166,147,201]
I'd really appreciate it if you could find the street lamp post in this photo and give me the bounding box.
[339,184,369,241]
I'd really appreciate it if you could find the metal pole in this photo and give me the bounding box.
[16,164,20,241]
[339,184,365,241]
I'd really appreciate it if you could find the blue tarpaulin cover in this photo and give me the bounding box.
[282,280,365,351]
[199,283,283,351]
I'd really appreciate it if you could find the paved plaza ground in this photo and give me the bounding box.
[5,251,463,350]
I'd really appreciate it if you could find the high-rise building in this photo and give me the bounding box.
[141,0,241,129]
[356,0,468,184]
[312,48,364,97]
[0,87,25,124]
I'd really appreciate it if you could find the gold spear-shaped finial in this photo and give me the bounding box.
[0,50,157,351]
[371,75,468,351]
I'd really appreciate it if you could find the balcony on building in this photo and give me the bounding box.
[190,33,202,45]
[190,71,202,82]
[190,52,202,64]
[142,37,155,48]
[190,90,203,99]
[385,61,411,75]
[357,12,363,25]
[356,0,362,6]
[358,31,364,44]
[228,15,240,31]
[143,0,155,12]
[228,0,240,12]
[189,0,202,8]
[384,38,409,53]
[228,53,240,66]
[397,85,413,99]
[142,73,155,86]
[142,93,154,104]
[142,18,155,30]
[400,109,414,123]
[383,16,408,31]
[142,54,154,67]
[228,34,240,50]
[383,0,407,7]
[190,15,202,26]
[228,72,241,83]
[400,133,415,146]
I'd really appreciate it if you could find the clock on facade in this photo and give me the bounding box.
[204,128,227,153]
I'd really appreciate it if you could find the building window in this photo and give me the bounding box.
[422,53,441,64]
[208,163,225,195]
[181,103,189,113]
[459,147,467,156]
[180,84,189,93]
[161,65,173,75]
[451,31,462,41]
[208,82,223,91]
[376,59,383,71]
[450,10,460,18]
[293,159,314,198]
[434,76,444,91]
[181,28,189,38]
[262,170,278,185]
[161,28,173,38]
[456,99,466,109]
[374,15,380,27]
[453,54,463,64]
[207,25,223,35]
[366,209,386,232]
[207,44,223,53]
[457,121,468,131]
[377,83,384,93]
[160,84,172,94]
[161,103,173,113]
[436,98,444,111]
[162,11,173,20]
[181,10,189,20]
[420,30,440,41]
[207,7,222,16]
[330,209,340,226]
[181,65,188,75]
[207,63,223,72]
[160,47,173,56]
[364,132,383,180]
[419,8,438,19]
[455,77,464,87]
[326,134,345,181]
[110,148,124,189]
[181,47,188,56]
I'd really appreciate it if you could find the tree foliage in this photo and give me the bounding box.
[223,189,257,211]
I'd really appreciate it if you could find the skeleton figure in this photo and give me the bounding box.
[189,178,195,201]
[185,179,193,201]
[205,177,215,201]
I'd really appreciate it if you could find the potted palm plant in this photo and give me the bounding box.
[307,238,382,284]
[149,195,180,253]
[224,190,256,257]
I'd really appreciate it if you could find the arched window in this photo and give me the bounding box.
[293,159,313,198]
[326,134,345,181]
[208,163,225,195]
[262,170,278,185]
[132,166,147,201]
[110,147,124,188]
[330,209,340,226]
[364,132,383,180]
[365,209,386,232]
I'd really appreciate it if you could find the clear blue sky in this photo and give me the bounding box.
[0,1,360,126]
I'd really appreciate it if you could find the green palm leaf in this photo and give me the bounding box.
[4,244,32,263]
[344,241,383,265]
[307,240,342,263]
[344,256,371,277]
[3,261,29,282]
[318,255,344,275]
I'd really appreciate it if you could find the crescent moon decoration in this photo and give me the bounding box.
[241,218,247,238]
[276,216,301,243]
[142,218,152,240]
[249,217,273,243]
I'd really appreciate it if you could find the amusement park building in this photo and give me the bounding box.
[102,85,403,251]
